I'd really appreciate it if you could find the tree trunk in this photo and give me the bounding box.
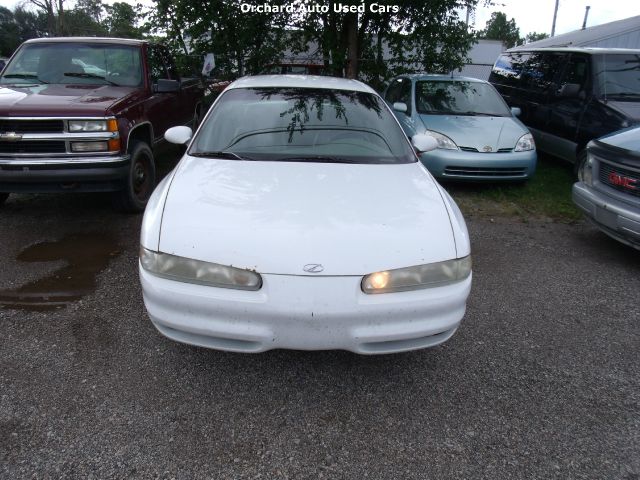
[344,12,358,79]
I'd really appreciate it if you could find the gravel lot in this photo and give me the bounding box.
[1,182,639,479]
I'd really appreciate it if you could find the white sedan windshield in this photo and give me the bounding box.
[190,87,416,164]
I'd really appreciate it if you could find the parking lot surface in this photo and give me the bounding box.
[1,187,639,479]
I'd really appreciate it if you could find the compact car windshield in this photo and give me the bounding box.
[594,54,640,98]
[190,87,416,164]
[416,81,511,116]
[0,43,143,87]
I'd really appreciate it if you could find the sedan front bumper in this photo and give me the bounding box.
[140,265,472,354]
[421,149,537,181]
[572,182,640,249]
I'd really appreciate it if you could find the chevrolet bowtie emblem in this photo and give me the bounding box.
[0,132,23,142]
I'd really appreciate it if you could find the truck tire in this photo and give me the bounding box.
[112,140,156,213]
[0,193,9,206]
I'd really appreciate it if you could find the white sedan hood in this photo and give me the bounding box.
[159,157,456,276]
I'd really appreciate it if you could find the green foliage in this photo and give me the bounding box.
[105,2,144,39]
[449,156,581,221]
[480,11,521,49]
[148,0,291,78]
[149,0,479,88]
[524,31,549,44]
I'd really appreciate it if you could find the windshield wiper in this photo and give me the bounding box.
[2,73,48,84]
[63,72,120,86]
[607,92,640,98]
[189,151,254,160]
[278,156,364,164]
[456,111,499,117]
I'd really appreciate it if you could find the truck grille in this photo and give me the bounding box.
[599,161,640,198]
[0,141,67,154]
[0,119,65,133]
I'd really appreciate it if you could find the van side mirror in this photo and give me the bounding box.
[393,102,408,113]
[511,107,521,117]
[557,83,581,98]
[156,79,180,93]
[412,134,438,153]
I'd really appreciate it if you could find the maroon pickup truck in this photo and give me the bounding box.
[0,37,205,212]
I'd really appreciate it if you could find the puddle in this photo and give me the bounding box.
[0,233,122,311]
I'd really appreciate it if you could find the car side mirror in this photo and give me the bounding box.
[511,107,521,117]
[412,134,438,153]
[156,79,180,93]
[393,102,408,113]
[557,83,581,98]
[165,126,192,145]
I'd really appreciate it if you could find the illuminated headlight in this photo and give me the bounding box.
[425,130,458,150]
[71,141,108,152]
[140,248,262,291]
[361,256,471,294]
[578,153,594,186]
[515,133,535,151]
[68,120,108,132]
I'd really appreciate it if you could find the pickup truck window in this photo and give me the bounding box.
[0,43,143,87]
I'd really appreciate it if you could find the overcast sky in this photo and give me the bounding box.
[2,0,640,38]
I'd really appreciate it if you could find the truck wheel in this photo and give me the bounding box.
[112,140,156,213]
[0,193,9,206]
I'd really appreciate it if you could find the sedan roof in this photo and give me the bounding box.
[227,75,377,94]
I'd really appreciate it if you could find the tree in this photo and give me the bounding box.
[0,7,20,56]
[480,11,521,49]
[149,0,291,77]
[149,0,479,88]
[105,2,143,38]
[524,31,549,44]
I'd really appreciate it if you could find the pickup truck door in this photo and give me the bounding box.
[145,45,185,144]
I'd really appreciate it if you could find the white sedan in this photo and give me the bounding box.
[139,75,472,354]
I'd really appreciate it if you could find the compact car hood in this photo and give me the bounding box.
[0,84,139,116]
[419,114,526,151]
[159,157,457,276]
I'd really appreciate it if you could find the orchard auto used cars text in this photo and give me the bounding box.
[240,3,400,13]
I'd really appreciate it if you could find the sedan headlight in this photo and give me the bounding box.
[140,248,262,291]
[425,130,458,150]
[361,256,471,294]
[514,133,535,152]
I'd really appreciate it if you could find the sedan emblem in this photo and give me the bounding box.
[303,264,324,273]
[0,132,23,142]
[482,145,493,152]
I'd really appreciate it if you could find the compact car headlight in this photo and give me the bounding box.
[140,248,262,291]
[425,130,458,150]
[578,153,594,186]
[514,133,535,152]
[361,256,471,294]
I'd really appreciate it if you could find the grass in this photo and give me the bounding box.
[445,155,582,222]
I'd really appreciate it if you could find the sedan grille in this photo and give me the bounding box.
[444,166,527,177]
[0,141,66,154]
[458,147,514,153]
[0,119,64,134]
[599,161,640,198]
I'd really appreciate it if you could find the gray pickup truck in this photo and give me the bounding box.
[573,126,640,249]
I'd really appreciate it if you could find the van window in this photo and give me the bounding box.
[593,53,640,98]
[560,55,589,93]
[491,52,531,86]
[522,53,564,93]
